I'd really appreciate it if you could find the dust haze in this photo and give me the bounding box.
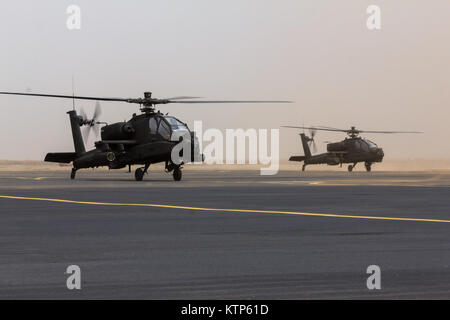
[0,1,449,162]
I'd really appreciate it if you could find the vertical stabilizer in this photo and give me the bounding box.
[300,133,312,158]
[67,110,86,156]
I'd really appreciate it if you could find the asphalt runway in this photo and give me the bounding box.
[0,168,449,299]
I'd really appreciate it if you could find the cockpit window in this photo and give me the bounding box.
[158,119,171,140]
[149,117,159,134]
[360,140,370,152]
[352,140,361,150]
[164,116,188,130]
[365,140,378,149]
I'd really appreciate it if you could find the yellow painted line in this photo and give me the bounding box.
[0,195,449,224]
[15,177,47,181]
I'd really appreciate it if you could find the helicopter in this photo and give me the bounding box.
[0,91,290,181]
[283,125,422,172]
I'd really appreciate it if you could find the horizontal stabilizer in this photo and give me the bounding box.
[289,156,305,162]
[45,152,77,163]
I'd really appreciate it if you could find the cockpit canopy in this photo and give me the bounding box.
[365,139,378,149]
[350,139,378,152]
[164,116,188,131]
[149,115,190,141]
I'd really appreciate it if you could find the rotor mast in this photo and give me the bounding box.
[348,126,359,138]
[139,91,169,114]
[141,92,155,113]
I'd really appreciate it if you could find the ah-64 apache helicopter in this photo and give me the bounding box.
[283,125,422,172]
[0,91,290,181]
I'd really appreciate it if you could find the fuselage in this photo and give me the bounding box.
[71,112,201,170]
[305,138,384,166]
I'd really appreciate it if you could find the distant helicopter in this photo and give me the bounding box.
[0,91,290,181]
[283,126,422,172]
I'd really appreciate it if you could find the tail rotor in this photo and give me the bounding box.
[80,101,102,141]
[307,128,317,153]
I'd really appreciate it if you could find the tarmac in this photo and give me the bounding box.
[0,168,449,299]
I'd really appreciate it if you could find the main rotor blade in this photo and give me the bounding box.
[0,92,291,105]
[359,130,423,134]
[282,126,345,132]
[170,100,292,104]
[162,96,203,100]
[315,125,345,131]
[0,91,131,103]
[283,125,423,134]
[315,126,423,134]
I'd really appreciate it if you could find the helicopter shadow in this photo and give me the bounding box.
[73,177,177,183]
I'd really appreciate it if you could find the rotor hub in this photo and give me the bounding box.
[144,92,152,99]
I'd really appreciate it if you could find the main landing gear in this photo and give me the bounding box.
[347,163,372,172]
[134,163,183,181]
[302,164,306,172]
[135,163,150,181]
[70,168,77,180]
[173,167,182,181]
[165,161,183,181]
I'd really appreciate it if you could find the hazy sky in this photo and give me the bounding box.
[0,1,449,160]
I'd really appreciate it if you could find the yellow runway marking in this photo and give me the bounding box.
[0,195,449,224]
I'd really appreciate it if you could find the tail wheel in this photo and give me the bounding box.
[135,168,144,181]
[173,167,182,181]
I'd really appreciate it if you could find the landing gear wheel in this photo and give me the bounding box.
[302,165,306,172]
[70,168,77,180]
[348,165,353,172]
[135,168,144,181]
[173,167,182,181]
[365,163,372,172]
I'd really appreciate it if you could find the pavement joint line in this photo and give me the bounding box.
[0,195,449,224]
